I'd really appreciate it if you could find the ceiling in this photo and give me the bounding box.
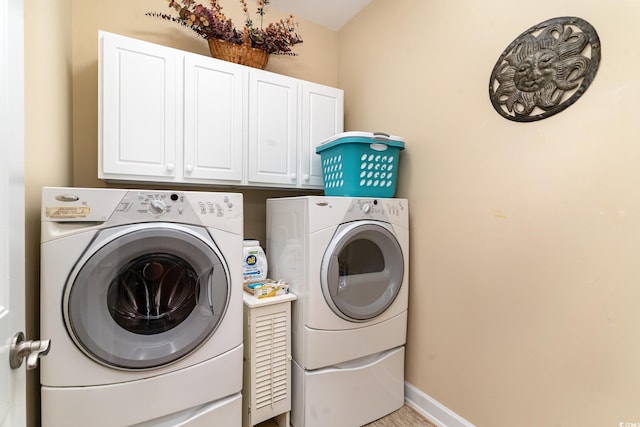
[269,0,372,31]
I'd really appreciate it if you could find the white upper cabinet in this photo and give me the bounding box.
[183,54,245,183]
[300,82,344,188]
[98,31,343,189]
[248,70,298,186]
[100,32,179,179]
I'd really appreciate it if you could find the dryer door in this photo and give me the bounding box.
[320,220,404,321]
[63,223,230,370]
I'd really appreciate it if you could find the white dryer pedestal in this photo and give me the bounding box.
[291,346,405,427]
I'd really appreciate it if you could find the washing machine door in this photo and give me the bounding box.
[320,220,404,321]
[63,223,230,370]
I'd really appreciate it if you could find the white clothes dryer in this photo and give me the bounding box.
[266,196,409,427]
[40,187,244,427]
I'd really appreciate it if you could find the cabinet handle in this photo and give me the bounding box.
[185,164,194,173]
[304,174,310,181]
[290,173,297,180]
[166,163,175,172]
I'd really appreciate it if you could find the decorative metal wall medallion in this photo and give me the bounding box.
[489,16,601,122]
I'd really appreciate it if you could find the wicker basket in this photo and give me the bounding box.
[207,39,269,69]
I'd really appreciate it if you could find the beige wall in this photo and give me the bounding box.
[339,1,640,426]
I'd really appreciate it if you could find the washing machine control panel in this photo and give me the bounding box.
[147,198,167,215]
[41,187,244,235]
[130,192,225,218]
[114,191,242,229]
[131,192,179,217]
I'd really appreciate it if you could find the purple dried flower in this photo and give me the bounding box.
[146,0,302,55]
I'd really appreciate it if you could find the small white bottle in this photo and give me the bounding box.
[243,239,268,283]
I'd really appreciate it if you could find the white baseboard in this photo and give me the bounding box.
[404,382,476,427]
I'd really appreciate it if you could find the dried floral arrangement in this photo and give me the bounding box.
[147,0,303,56]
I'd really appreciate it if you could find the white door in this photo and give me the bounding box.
[0,0,26,425]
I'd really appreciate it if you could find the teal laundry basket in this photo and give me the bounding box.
[316,132,405,197]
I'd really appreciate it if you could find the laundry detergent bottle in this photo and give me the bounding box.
[242,239,268,283]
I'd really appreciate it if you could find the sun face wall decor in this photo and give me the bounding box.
[489,16,601,122]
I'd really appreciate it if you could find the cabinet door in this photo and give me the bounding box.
[183,55,244,183]
[300,82,344,188]
[99,31,178,180]
[248,70,298,186]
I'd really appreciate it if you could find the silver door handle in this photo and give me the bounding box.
[10,331,51,370]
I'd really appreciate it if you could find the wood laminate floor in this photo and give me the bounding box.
[364,404,437,426]
[257,404,437,427]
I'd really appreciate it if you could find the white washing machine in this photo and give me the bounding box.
[40,187,244,427]
[266,196,409,427]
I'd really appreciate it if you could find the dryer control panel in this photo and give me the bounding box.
[355,199,386,216]
[344,198,408,224]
